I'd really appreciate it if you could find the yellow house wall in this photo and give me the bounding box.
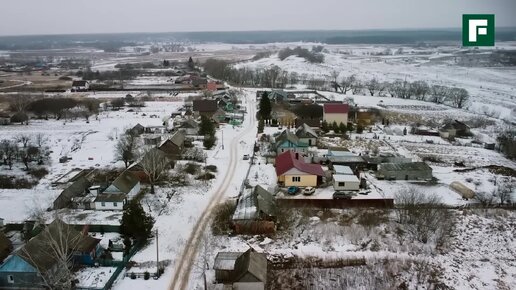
[283,174,317,187]
[323,113,348,125]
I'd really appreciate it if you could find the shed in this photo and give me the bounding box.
[376,162,432,180]
[232,186,277,234]
[333,174,360,191]
[214,248,267,288]
[214,252,242,283]
[333,165,353,175]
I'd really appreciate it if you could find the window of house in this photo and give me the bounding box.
[113,202,118,207]
[8,275,14,283]
[292,176,301,182]
[101,202,105,207]
[338,182,345,187]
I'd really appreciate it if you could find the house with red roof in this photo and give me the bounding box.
[275,150,324,187]
[323,103,349,125]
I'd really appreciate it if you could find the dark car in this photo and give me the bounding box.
[333,191,353,199]
[287,186,299,195]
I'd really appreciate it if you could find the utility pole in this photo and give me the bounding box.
[156,229,160,277]
[221,129,224,150]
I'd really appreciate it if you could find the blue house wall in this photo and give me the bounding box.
[0,255,44,289]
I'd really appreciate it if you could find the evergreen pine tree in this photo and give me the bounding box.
[120,200,155,244]
[258,92,272,120]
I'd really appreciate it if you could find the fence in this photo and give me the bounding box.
[276,197,394,209]
[75,242,143,290]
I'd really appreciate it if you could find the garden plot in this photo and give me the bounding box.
[75,267,117,289]
[194,208,516,290]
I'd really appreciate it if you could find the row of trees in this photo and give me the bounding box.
[1,133,48,171]
[9,97,100,122]
[278,46,324,63]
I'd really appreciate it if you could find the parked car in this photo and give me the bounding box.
[333,191,353,199]
[303,187,315,196]
[287,186,299,195]
[243,154,250,160]
[358,190,371,195]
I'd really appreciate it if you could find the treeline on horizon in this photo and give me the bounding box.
[1,28,516,50]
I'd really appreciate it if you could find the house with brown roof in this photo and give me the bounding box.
[0,219,100,289]
[192,100,218,118]
[275,150,324,187]
[214,248,267,289]
[158,131,185,160]
[295,123,318,146]
[232,185,277,235]
[323,103,349,125]
[0,232,12,264]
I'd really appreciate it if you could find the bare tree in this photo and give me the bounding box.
[430,85,449,104]
[448,87,469,108]
[395,187,454,244]
[494,176,515,205]
[115,132,137,168]
[20,218,85,290]
[409,81,430,101]
[340,75,356,94]
[34,133,48,149]
[365,78,380,96]
[16,134,31,148]
[139,148,170,194]
[1,139,17,169]
[330,70,340,92]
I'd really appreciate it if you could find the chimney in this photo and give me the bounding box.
[82,224,90,236]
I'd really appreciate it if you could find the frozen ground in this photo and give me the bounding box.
[0,101,181,222]
[235,43,516,122]
[114,89,257,290]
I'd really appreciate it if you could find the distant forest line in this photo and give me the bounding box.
[1,28,516,50]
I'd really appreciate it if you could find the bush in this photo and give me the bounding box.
[183,162,200,175]
[357,210,388,227]
[211,200,236,235]
[0,175,36,189]
[205,165,217,172]
[58,76,73,81]
[196,172,216,180]
[203,135,217,149]
[29,168,49,179]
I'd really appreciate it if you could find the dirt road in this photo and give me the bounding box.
[168,92,256,290]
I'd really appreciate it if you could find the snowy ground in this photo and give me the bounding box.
[235,43,516,122]
[0,101,181,222]
[113,89,257,290]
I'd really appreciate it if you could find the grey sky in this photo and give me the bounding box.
[1,0,515,36]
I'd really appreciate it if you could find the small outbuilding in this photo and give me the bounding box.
[333,174,360,191]
[376,162,433,180]
[214,248,267,289]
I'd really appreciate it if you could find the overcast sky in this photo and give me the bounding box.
[1,0,515,36]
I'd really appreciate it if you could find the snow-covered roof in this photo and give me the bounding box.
[333,165,354,175]
[333,174,360,183]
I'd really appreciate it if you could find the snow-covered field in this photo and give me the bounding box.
[235,42,516,122]
[0,101,181,222]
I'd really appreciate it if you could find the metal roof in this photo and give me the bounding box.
[333,174,360,182]
[379,162,432,172]
[214,252,242,270]
[333,165,354,175]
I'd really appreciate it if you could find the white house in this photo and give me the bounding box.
[103,171,140,198]
[71,80,90,92]
[94,193,126,211]
[333,174,360,191]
